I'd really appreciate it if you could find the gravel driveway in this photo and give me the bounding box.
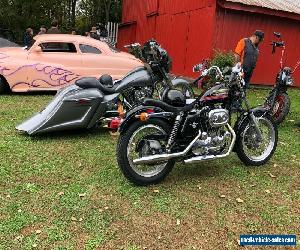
[0,37,19,47]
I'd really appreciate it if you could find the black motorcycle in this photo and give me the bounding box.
[264,32,297,124]
[116,63,278,185]
[125,40,194,100]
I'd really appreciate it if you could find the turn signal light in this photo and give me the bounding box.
[139,112,149,121]
[117,102,125,118]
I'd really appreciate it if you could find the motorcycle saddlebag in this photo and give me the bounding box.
[16,85,104,135]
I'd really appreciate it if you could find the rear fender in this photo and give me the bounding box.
[119,105,173,134]
[87,93,119,128]
[16,86,104,134]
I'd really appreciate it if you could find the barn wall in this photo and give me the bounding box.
[214,7,300,86]
[118,0,216,76]
[119,0,300,86]
[117,24,137,49]
[118,0,159,49]
[159,0,215,15]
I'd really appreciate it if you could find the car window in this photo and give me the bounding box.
[79,44,101,54]
[40,42,77,53]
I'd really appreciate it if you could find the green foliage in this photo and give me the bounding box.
[201,49,235,89]
[0,90,300,248]
[210,49,235,69]
[0,0,122,44]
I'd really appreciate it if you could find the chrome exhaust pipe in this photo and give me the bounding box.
[132,130,202,165]
[184,124,236,164]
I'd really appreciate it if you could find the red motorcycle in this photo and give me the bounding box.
[264,32,299,124]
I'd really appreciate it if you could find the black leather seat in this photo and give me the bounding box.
[75,77,118,95]
[142,98,183,113]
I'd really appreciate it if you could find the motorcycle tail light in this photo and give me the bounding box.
[146,108,154,113]
[109,118,123,130]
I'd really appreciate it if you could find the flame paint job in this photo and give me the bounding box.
[0,34,143,92]
[0,54,80,89]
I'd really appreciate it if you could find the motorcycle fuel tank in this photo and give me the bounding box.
[16,85,104,135]
[200,84,229,103]
[114,67,153,92]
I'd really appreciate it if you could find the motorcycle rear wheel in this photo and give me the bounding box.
[117,119,175,186]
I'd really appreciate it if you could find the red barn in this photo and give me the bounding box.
[118,0,300,87]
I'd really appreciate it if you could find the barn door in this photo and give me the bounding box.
[184,8,215,77]
[156,13,189,75]
[117,24,137,50]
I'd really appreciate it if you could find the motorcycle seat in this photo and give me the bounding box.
[75,77,118,95]
[142,98,183,113]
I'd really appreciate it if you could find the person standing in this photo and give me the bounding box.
[98,23,108,38]
[24,28,33,47]
[90,26,100,40]
[38,25,47,35]
[234,30,264,87]
[47,19,61,34]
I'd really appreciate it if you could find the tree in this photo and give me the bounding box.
[0,0,122,43]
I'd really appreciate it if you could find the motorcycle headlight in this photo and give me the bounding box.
[285,75,294,86]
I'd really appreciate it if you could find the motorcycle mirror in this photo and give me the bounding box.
[273,32,281,38]
[193,63,203,72]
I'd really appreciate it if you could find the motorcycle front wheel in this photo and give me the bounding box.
[235,112,278,166]
[117,119,175,186]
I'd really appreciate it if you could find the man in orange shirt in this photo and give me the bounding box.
[234,30,264,88]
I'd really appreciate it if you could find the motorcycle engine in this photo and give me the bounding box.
[191,107,231,156]
[123,87,153,107]
[192,127,232,156]
[208,109,229,127]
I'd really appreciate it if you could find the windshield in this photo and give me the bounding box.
[108,43,120,53]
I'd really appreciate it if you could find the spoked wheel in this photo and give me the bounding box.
[235,112,278,166]
[117,119,175,185]
[271,93,290,124]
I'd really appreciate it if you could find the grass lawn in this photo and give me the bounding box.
[0,88,299,250]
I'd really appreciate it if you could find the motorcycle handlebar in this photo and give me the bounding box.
[201,65,224,78]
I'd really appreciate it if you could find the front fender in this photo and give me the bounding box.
[234,107,270,134]
[119,105,168,134]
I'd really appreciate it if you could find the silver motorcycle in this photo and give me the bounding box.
[16,40,191,135]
